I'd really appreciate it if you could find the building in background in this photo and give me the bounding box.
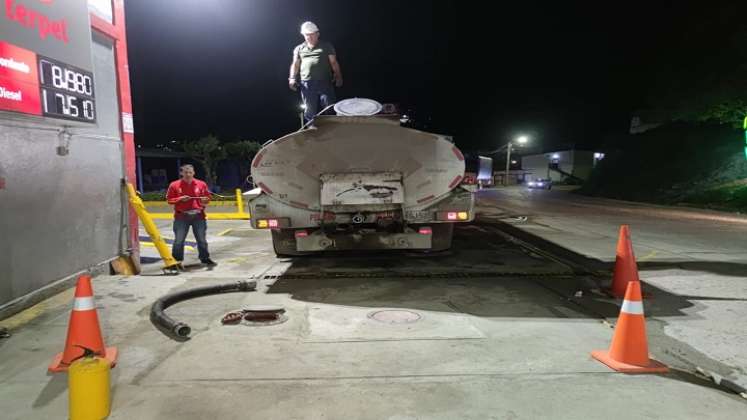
[521,150,604,183]
[492,169,533,186]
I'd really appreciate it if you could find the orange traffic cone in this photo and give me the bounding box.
[48,275,117,373]
[609,225,640,298]
[591,280,667,373]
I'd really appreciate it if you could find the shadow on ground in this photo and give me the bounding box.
[32,374,66,408]
[263,223,723,320]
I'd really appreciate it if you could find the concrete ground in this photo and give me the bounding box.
[1,198,746,419]
[478,187,747,392]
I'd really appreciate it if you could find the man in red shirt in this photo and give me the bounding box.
[166,164,217,267]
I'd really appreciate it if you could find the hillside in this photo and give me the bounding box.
[579,123,747,212]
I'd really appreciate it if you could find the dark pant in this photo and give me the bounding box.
[172,218,210,262]
[300,80,336,123]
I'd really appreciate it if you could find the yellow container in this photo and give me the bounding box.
[68,356,111,420]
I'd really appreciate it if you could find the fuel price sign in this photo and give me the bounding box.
[0,0,96,124]
[38,55,95,122]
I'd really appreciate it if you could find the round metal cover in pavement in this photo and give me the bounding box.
[222,305,288,327]
[334,98,383,116]
[368,309,421,324]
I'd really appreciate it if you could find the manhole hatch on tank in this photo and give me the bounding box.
[368,309,421,324]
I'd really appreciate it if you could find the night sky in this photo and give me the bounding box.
[124,0,742,153]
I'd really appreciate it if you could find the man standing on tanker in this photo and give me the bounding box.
[289,21,343,125]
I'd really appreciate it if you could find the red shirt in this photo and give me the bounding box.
[166,178,211,219]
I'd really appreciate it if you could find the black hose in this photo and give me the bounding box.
[150,280,257,341]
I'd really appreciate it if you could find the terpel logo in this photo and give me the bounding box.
[4,0,70,44]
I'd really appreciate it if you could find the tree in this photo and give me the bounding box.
[224,140,262,187]
[679,99,747,129]
[224,140,261,162]
[645,25,747,129]
[182,134,226,187]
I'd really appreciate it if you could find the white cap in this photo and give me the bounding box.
[300,21,319,35]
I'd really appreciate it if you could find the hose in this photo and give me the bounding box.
[150,280,257,341]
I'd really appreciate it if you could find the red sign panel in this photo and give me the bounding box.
[0,41,41,115]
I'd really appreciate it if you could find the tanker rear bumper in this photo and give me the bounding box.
[295,231,432,252]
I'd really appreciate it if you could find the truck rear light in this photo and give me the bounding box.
[294,230,308,238]
[255,218,290,229]
[418,227,432,235]
[435,211,471,221]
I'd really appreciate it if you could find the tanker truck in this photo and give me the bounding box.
[246,99,474,256]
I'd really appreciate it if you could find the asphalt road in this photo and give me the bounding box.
[476,187,747,265]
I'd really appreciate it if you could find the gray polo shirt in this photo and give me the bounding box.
[293,41,336,81]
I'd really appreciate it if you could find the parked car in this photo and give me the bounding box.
[527,178,552,190]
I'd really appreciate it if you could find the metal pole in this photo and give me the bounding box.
[504,142,512,186]
[235,188,244,214]
[136,156,144,192]
[299,111,304,129]
[125,183,179,272]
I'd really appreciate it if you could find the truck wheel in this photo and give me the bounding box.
[429,223,454,252]
[271,229,304,257]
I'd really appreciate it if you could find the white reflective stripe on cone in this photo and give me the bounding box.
[621,300,644,315]
[73,297,95,311]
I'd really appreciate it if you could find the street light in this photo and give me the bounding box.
[504,135,529,186]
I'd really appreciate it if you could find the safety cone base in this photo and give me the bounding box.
[591,349,668,374]
[48,346,118,373]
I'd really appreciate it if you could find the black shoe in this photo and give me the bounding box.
[201,258,218,267]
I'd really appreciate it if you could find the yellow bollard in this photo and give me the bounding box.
[235,188,244,214]
[68,350,111,420]
[125,183,179,272]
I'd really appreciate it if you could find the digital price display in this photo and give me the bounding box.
[0,41,96,123]
[38,56,95,122]
[0,0,96,124]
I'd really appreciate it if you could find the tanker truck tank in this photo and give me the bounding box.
[246,98,474,256]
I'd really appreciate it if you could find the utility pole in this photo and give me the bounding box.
[504,142,512,186]
[483,135,529,187]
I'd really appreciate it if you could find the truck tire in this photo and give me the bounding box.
[429,223,454,252]
[271,229,304,257]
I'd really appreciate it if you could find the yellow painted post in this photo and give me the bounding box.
[68,355,111,420]
[235,188,244,214]
[125,183,179,271]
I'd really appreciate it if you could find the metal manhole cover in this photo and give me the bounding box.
[221,306,288,327]
[368,309,421,324]
[334,98,383,116]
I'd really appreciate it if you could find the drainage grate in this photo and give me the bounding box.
[368,309,421,324]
